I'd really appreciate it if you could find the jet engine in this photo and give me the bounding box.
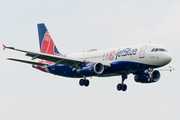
[134,70,160,83]
[77,62,104,76]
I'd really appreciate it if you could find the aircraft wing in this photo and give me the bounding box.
[3,45,111,68]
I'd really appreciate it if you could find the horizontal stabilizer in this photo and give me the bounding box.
[7,58,46,65]
[3,44,7,50]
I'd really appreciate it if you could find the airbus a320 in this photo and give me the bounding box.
[3,23,173,91]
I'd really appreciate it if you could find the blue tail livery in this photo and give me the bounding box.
[37,23,63,56]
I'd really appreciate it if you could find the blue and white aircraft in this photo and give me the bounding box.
[3,23,173,91]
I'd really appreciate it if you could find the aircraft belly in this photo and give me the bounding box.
[47,64,82,78]
[99,61,160,77]
[46,61,160,78]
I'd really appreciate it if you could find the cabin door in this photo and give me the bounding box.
[139,45,148,58]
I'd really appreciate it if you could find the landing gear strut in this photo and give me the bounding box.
[117,74,127,91]
[79,76,89,87]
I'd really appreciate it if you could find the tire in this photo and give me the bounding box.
[79,79,84,86]
[117,84,122,91]
[122,84,127,91]
[84,80,89,87]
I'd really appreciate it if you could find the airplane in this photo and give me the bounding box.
[3,23,173,91]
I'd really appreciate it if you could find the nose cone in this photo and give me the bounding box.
[162,53,172,65]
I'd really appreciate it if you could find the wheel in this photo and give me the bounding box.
[117,84,122,91]
[79,79,84,86]
[84,80,89,87]
[122,84,127,91]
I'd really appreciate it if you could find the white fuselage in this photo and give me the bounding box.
[67,44,172,67]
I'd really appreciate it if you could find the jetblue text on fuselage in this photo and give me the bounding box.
[102,48,137,61]
[115,48,137,60]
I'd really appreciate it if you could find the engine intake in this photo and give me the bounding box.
[77,62,104,76]
[134,70,160,83]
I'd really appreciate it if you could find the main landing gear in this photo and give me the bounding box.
[79,76,90,87]
[117,74,128,91]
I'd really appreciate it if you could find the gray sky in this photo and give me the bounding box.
[0,0,179,120]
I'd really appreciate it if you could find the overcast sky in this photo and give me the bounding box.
[0,0,179,120]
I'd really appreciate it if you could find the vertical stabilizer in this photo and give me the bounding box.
[37,23,62,56]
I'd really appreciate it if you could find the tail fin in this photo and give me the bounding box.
[37,23,63,56]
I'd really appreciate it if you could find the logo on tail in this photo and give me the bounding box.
[37,23,64,56]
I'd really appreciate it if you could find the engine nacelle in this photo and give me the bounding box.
[77,62,104,76]
[134,70,161,83]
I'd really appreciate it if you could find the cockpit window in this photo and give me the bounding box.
[159,48,165,51]
[151,48,155,52]
[151,48,167,52]
[155,48,159,52]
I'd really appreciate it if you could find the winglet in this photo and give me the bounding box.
[3,44,7,51]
